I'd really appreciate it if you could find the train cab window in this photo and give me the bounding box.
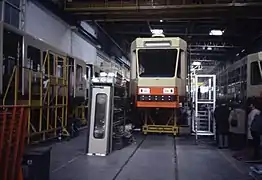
[27,46,41,72]
[177,50,182,78]
[138,49,178,77]
[251,61,262,85]
[76,64,83,82]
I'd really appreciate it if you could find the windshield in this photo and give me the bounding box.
[138,49,178,77]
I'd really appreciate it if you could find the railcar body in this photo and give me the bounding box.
[0,22,100,143]
[130,36,187,135]
[217,52,262,101]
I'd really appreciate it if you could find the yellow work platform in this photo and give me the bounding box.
[142,125,178,136]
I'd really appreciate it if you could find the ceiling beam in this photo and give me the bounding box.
[66,2,262,21]
[111,31,243,37]
[190,53,225,56]
[64,2,262,12]
[189,45,238,48]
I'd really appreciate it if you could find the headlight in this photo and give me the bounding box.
[92,78,100,83]
[139,88,150,94]
[163,88,174,94]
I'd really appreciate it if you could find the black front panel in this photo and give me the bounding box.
[137,95,177,102]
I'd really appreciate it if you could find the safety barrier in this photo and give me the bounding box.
[0,105,28,180]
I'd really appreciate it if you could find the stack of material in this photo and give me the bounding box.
[249,165,262,179]
[123,124,135,146]
[113,126,125,150]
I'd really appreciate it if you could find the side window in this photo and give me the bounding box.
[177,50,182,78]
[27,46,41,72]
[57,57,64,78]
[251,62,262,85]
[76,64,83,82]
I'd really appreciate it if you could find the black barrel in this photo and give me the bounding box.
[22,147,52,180]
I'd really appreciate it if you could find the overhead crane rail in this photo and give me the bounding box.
[64,0,262,21]
[64,0,262,10]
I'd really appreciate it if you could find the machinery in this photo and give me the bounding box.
[129,33,187,135]
[86,72,128,156]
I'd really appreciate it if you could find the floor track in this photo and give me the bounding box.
[111,135,147,180]
[113,135,178,180]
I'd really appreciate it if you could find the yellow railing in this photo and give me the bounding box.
[3,66,17,105]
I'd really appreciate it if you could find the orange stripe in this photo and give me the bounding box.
[137,87,178,95]
[136,101,179,108]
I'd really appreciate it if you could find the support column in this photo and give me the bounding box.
[19,0,26,31]
[1,0,5,21]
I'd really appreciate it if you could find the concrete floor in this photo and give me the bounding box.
[46,131,251,180]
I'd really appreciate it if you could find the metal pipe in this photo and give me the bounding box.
[1,0,5,21]
[5,0,20,11]
[94,21,129,60]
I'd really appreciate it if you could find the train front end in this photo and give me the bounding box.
[130,37,187,135]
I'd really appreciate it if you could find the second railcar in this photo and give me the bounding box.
[130,36,187,135]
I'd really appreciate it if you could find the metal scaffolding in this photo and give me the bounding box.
[0,23,71,144]
[192,75,216,141]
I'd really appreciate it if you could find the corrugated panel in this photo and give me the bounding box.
[25,1,97,64]
[72,32,96,63]
[25,1,71,53]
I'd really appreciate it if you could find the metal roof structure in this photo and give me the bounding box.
[45,0,262,74]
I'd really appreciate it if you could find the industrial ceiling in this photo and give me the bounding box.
[46,0,262,74]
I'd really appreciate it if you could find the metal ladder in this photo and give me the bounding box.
[192,75,216,141]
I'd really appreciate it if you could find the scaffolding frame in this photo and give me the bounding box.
[0,23,70,143]
[193,74,216,141]
[27,51,69,143]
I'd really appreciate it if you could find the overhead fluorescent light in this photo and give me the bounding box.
[160,20,163,22]
[151,29,164,34]
[150,29,165,37]
[241,49,245,52]
[236,53,239,56]
[144,41,171,47]
[209,30,224,36]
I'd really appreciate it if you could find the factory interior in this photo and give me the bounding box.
[1,0,262,180]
